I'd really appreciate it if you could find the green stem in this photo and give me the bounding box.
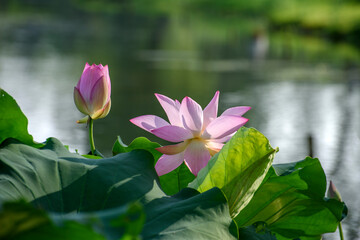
[339,222,344,240]
[88,117,95,155]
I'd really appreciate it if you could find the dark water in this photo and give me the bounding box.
[0,13,359,239]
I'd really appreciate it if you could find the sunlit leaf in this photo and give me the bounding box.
[0,89,42,147]
[112,136,162,160]
[234,157,346,239]
[189,127,276,218]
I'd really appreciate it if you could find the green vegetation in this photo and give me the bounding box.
[0,89,346,239]
[2,0,360,66]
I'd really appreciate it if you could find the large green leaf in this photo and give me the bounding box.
[0,138,236,239]
[141,187,237,240]
[0,200,141,240]
[0,89,41,147]
[0,138,159,211]
[113,136,195,196]
[234,157,346,239]
[189,127,276,218]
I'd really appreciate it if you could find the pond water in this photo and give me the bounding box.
[0,13,359,239]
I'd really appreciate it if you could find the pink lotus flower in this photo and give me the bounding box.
[74,63,111,121]
[130,91,250,176]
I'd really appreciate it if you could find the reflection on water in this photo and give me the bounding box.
[0,14,360,239]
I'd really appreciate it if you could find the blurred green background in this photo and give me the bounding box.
[0,0,359,239]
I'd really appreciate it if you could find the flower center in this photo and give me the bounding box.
[189,137,219,156]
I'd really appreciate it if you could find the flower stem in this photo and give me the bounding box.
[339,222,344,240]
[88,117,95,155]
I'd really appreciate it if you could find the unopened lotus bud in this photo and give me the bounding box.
[327,180,342,202]
[74,63,111,122]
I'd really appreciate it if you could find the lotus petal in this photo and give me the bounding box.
[221,106,251,117]
[203,91,219,130]
[89,76,109,114]
[202,116,248,140]
[74,87,90,115]
[78,65,104,101]
[155,153,184,176]
[130,115,169,133]
[156,141,189,155]
[211,133,234,143]
[184,140,211,176]
[151,125,193,142]
[180,97,203,136]
[205,141,224,156]
[155,93,182,127]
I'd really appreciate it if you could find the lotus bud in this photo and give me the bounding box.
[74,63,111,122]
[327,180,342,202]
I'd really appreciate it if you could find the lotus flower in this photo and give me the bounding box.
[74,63,111,122]
[130,91,250,176]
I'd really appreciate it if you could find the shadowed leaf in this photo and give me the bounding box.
[0,138,236,239]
